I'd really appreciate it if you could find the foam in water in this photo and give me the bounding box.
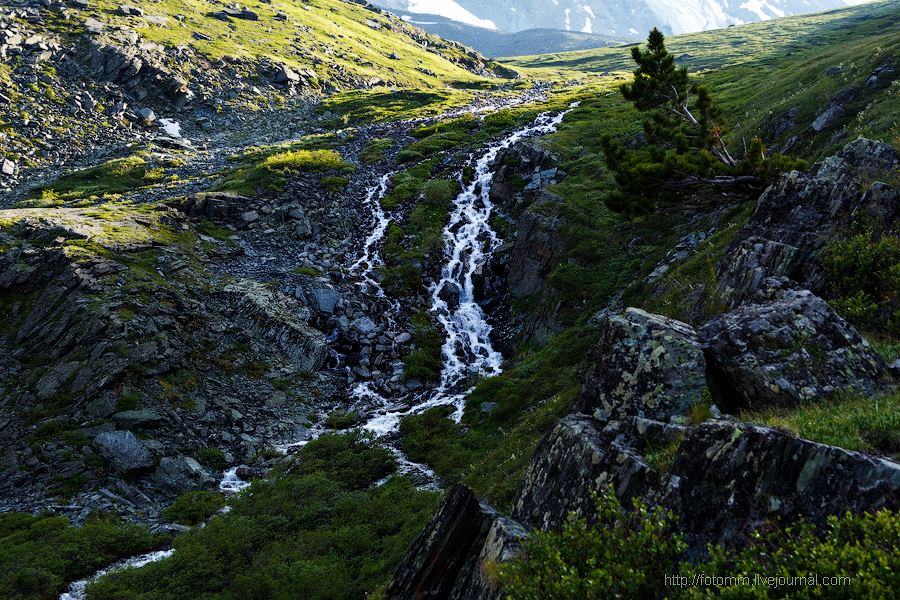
[219,467,252,493]
[356,104,578,458]
[59,549,175,600]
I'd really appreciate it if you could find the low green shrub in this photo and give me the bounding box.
[0,512,165,600]
[196,447,227,470]
[822,230,900,332]
[324,409,361,430]
[321,176,350,193]
[163,491,225,526]
[496,486,685,599]
[497,486,900,599]
[359,138,395,163]
[87,431,439,600]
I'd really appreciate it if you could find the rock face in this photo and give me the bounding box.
[717,138,900,307]
[386,484,527,600]
[658,420,900,550]
[700,278,888,412]
[507,198,564,300]
[575,308,706,422]
[94,431,156,474]
[217,279,327,371]
[511,415,659,531]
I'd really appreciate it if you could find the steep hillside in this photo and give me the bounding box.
[1,0,900,598]
[398,17,635,58]
[0,0,516,195]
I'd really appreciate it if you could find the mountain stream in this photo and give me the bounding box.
[58,104,575,600]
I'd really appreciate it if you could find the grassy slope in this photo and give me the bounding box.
[400,0,900,512]
[65,0,504,88]
[505,0,900,158]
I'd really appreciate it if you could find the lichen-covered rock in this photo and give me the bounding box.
[511,414,659,531]
[217,279,326,370]
[94,430,156,474]
[659,420,900,551]
[700,278,888,412]
[717,138,900,306]
[575,308,706,422]
[386,484,526,600]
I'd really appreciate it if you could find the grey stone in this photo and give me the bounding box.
[351,316,377,335]
[437,280,461,309]
[511,415,656,531]
[112,409,164,429]
[94,430,155,474]
[387,484,526,600]
[153,455,212,493]
[658,420,900,551]
[136,107,155,122]
[308,288,339,314]
[575,308,706,422]
[1,159,17,176]
[700,278,888,412]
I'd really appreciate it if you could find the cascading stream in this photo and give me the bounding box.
[56,93,573,599]
[357,104,578,450]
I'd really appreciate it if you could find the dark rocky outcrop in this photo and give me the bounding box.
[700,278,888,412]
[511,415,660,531]
[507,197,564,300]
[658,420,900,551]
[575,308,706,422]
[386,484,527,600]
[717,138,900,307]
[214,279,327,371]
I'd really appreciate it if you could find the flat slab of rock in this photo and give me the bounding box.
[94,430,155,474]
[575,308,706,422]
[700,278,888,412]
[112,409,164,430]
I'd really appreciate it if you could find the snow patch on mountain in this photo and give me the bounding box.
[740,0,785,19]
[406,0,498,29]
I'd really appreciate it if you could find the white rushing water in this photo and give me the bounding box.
[59,549,175,600]
[55,99,576,597]
[355,105,578,448]
[219,466,252,492]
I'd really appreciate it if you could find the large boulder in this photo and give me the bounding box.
[575,308,706,422]
[153,455,214,493]
[511,414,662,531]
[717,138,900,307]
[94,430,156,474]
[700,278,888,412]
[659,420,900,551]
[386,484,526,600]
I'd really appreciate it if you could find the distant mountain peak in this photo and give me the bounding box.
[371,0,877,38]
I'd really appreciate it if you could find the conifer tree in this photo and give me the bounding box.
[601,28,803,217]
